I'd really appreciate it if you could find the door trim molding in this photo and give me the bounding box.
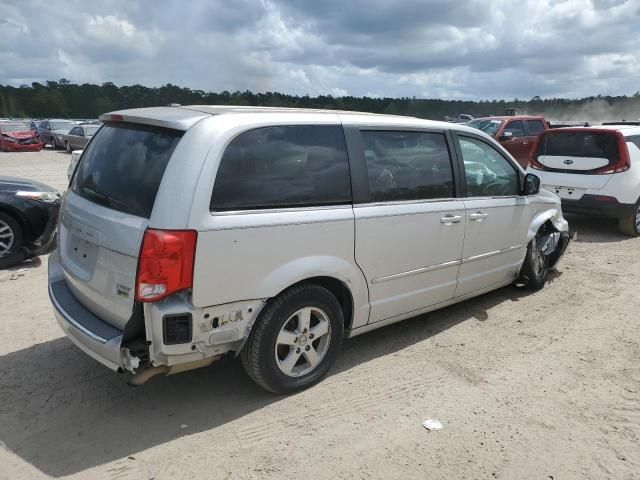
[371,259,461,284]
[461,244,522,264]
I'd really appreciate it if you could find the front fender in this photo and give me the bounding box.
[527,206,569,243]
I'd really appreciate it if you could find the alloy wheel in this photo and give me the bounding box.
[531,236,545,277]
[635,205,640,233]
[274,306,332,377]
[0,219,15,256]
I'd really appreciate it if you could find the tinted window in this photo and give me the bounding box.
[537,131,618,161]
[72,122,183,218]
[503,120,525,137]
[361,131,454,202]
[211,125,351,211]
[458,136,519,197]
[69,127,80,135]
[526,120,545,136]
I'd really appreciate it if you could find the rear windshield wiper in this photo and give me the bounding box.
[80,186,131,210]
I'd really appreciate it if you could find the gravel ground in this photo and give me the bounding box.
[0,149,639,480]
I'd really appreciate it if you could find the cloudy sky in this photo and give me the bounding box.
[1,0,639,99]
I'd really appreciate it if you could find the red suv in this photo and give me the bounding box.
[467,115,549,168]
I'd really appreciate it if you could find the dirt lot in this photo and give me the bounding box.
[0,149,639,480]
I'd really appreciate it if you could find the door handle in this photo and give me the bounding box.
[469,212,489,221]
[440,214,462,225]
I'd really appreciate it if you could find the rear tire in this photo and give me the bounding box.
[618,200,640,237]
[241,283,344,394]
[520,232,549,290]
[0,213,25,269]
[50,137,57,150]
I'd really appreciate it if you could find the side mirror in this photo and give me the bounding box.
[500,131,514,141]
[522,173,541,195]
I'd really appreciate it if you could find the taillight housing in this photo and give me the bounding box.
[135,229,197,302]
[529,132,546,170]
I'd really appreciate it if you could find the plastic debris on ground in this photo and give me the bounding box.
[422,419,443,431]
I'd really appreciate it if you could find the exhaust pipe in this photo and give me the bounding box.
[128,355,223,386]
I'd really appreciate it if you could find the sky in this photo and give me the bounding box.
[0,0,639,100]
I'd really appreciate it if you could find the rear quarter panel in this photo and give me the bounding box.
[151,114,371,330]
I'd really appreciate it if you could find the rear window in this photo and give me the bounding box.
[72,122,183,218]
[537,131,618,160]
[210,125,351,211]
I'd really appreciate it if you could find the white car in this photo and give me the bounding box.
[527,125,640,236]
[48,106,571,394]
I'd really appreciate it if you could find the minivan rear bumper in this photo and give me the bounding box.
[48,251,124,371]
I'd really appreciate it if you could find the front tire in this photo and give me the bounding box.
[618,199,640,237]
[520,232,549,290]
[0,213,25,269]
[50,137,57,150]
[241,283,344,394]
[65,141,71,153]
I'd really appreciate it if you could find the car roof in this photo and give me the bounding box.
[101,105,484,135]
[549,125,640,136]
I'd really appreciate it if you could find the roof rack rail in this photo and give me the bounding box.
[601,121,640,126]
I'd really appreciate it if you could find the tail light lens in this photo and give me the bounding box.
[135,229,197,302]
[529,133,546,170]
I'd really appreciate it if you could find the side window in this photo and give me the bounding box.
[210,125,351,211]
[458,136,520,197]
[526,120,545,136]
[69,127,79,135]
[78,128,84,136]
[361,131,454,202]
[503,120,525,137]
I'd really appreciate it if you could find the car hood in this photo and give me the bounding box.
[0,176,58,193]
[1,131,35,139]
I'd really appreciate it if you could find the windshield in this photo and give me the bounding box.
[467,119,504,136]
[83,125,100,137]
[51,121,76,131]
[0,124,30,133]
[72,122,183,218]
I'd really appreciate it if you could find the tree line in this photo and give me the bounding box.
[1,79,639,122]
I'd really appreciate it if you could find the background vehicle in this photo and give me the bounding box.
[61,124,100,152]
[528,125,640,236]
[0,176,60,268]
[36,119,77,149]
[48,106,570,394]
[445,113,474,123]
[467,115,549,167]
[0,123,43,152]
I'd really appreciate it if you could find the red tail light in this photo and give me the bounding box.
[529,133,546,170]
[135,229,197,302]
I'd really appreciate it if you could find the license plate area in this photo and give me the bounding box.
[545,185,585,200]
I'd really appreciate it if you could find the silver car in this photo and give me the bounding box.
[61,124,100,152]
[49,106,571,393]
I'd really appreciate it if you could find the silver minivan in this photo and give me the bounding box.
[49,106,571,393]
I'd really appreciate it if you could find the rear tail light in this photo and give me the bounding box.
[135,229,197,302]
[529,133,546,170]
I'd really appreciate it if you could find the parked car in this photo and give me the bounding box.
[0,123,43,152]
[527,125,640,236]
[0,176,60,268]
[48,106,571,393]
[36,119,78,149]
[445,113,474,123]
[467,115,549,168]
[60,124,100,152]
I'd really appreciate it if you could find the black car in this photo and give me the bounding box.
[0,176,60,268]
